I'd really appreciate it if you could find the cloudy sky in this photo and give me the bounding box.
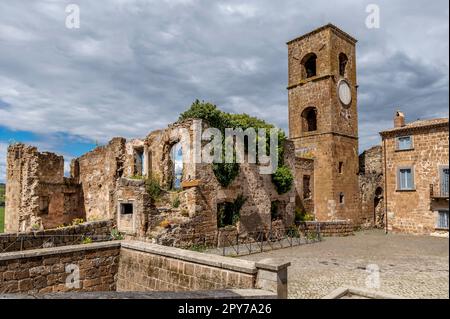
[0,0,448,182]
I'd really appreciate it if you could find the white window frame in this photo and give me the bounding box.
[396,135,413,151]
[397,166,415,191]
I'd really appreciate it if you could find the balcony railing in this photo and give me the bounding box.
[430,184,449,199]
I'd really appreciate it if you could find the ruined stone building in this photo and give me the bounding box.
[380,112,449,235]
[287,24,363,224]
[358,146,384,228]
[5,119,301,246]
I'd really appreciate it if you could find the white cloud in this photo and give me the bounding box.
[0,0,447,156]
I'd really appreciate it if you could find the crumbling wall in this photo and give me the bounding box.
[293,157,314,216]
[5,144,85,232]
[73,138,126,221]
[358,146,384,228]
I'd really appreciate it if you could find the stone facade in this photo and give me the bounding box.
[358,146,384,228]
[287,24,361,225]
[380,113,449,235]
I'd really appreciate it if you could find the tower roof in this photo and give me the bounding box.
[287,23,358,45]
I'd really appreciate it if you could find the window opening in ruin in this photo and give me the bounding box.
[339,192,345,204]
[120,203,133,215]
[437,210,449,229]
[338,162,344,174]
[134,148,144,176]
[217,195,246,228]
[339,53,348,77]
[302,107,317,132]
[271,201,282,221]
[39,196,49,215]
[302,53,317,78]
[15,150,21,160]
[303,175,311,199]
[170,142,183,190]
[217,202,236,228]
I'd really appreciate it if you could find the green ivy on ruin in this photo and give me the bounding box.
[178,100,294,193]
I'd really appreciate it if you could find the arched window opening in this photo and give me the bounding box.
[170,142,183,190]
[301,53,317,79]
[301,107,318,132]
[339,53,348,77]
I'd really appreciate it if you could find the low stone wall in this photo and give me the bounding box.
[1,240,291,298]
[0,242,121,294]
[0,220,114,253]
[298,221,353,237]
[117,241,289,298]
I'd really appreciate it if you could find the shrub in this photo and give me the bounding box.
[188,244,209,252]
[287,225,300,238]
[295,208,315,222]
[272,166,294,194]
[82,236,92,244]
[71,218,84,226]
[129,175,144,180]
[172,196,180,208]
[110,228,124,240]
[145,175,162,200]
[212,162,240,187]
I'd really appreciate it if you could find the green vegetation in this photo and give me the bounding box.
[0,183,5,206]
[145,174,162,201]
[172,195,180,208]
[187,243,209,252]
[0,183,4,233]
[178,100,293,192]
[110,228,125,240]
[294,208,315,223]
[272,166,294,195]
[82,236,93,244]
[71,218,85,226]
[0,206,4,233]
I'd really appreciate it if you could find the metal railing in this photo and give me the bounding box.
[430,184,449,198]
[0,234,112,253]
[205,223,322,257]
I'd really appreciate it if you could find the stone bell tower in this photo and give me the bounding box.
[287,24,362,224]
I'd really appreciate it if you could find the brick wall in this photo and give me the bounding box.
[0,220,113,253]
[0,242,120,294]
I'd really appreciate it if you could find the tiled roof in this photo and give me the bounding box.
[380,118,449,135]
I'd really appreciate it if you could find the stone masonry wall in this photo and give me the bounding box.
[358,146,384,228]
[73,137,127,222]
[0,220,114,253]
[287,25,361,226]
[117,246,255,292]
[0,242,120,294]
[298,220,353,237]
[382,123,449,235]
[5,144,85,232]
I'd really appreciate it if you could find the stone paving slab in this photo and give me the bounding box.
[239,230,449,299]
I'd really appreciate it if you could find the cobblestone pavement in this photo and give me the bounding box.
[239,230,449,299]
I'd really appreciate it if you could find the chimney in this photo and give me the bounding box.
[394,111,405,128]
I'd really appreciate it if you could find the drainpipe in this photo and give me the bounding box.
[383,137,388,235]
